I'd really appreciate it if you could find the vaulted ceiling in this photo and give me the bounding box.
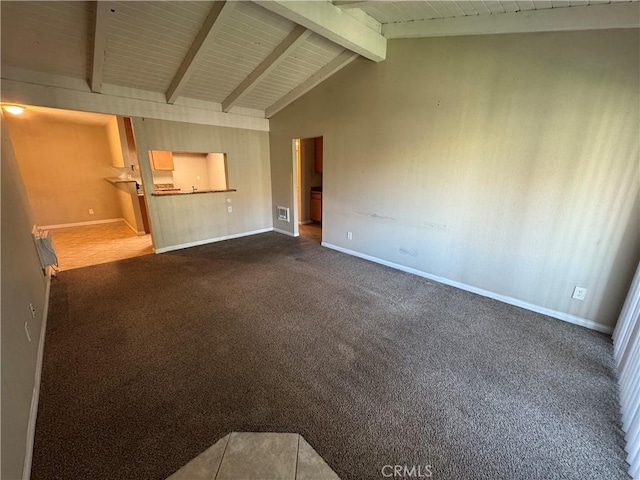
[1,1,637,121]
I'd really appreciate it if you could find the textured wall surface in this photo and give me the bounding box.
[269,30,640,329]
[133,118,272,250]
[5,116,124,226]
[1,121,49,479]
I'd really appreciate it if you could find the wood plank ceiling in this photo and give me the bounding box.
[0,0,636,119]
[341,0,614,22]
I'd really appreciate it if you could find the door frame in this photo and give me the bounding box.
[291,138,300,237]
[291,136,323,242]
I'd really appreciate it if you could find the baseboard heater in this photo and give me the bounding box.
[32,227,58,270]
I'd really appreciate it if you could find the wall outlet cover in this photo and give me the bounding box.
[572,286,587,301]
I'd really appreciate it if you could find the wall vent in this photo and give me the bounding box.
[277,206,290,222]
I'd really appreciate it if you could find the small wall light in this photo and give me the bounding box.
[2,105,25,115]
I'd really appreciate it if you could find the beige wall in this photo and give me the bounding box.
[5,115,124,226]
[151,169,174,186]
[207,153,228,191]
[1,120,49,479]
[133,118,272,251]
[172,153,209,191]
[269,29,640,329]
[106,116,124,167]
[115,183,144,234]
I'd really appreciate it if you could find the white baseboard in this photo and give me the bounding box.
[121,218,144,235]
[299,220,313,225]
[40,218,123,230]
[274,227,298,237]
[321,242,613,334]
[154,227,273,254]
[23,273,52,480]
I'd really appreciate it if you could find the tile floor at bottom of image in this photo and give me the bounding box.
[167,432,340,480]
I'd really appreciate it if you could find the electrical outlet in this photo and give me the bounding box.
[89,208,94,215]
[572,286,587,301]
[347,231,353,240]
[29,302,36,319]
[227,206,233,213]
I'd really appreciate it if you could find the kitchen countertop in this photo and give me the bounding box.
[151,189,237,196]
[105,177,137,184]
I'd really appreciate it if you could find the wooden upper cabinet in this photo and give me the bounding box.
[314,137,323,174]
[149,150,174,171]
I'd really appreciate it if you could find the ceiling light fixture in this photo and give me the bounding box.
[2,105,25,115]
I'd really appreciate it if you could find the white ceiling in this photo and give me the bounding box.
[1,1,637,120]
[338,0,615,23]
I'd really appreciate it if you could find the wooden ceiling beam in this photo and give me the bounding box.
[89,1,110,93]
[333,1,370,9]
[265,50,358,118]
[383,2,640,39]
[256,1,386,62]
[166,1,236,104]
[222,25,312,112]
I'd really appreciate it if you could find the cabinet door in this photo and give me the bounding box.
[310,193,322,222]
[150,150,174,170]
[314,137,323,174]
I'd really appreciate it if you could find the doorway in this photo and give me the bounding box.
[294,136,323,243]
[4,105,153,271]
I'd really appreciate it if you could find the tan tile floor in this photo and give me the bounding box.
[50,221,153,271]
[167,433,340,480]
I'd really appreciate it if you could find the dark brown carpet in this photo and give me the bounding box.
[32,227,630,480]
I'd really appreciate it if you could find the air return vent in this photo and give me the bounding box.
[277,206,290,222]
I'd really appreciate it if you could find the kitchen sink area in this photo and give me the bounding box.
[146,150,233,196]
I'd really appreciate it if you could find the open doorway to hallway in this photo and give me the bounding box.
[4,105,153,271]
[295,136,323,243]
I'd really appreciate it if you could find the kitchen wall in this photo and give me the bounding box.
[1,119,49,480]
[171,153,209,192]
[106,116,125,167]
[132,118,272,251]
[4,115,124,227]
[207,153,228,191]
[115,183,144,234]
[148,169,174,186]
[269,29,640,331]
